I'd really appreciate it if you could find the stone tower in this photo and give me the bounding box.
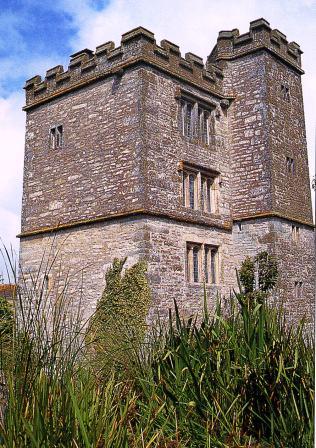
[19,19,315,323]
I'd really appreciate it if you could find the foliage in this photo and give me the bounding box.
[238,251,278,306]
[86,258,152,376]
[0,253,313,447]
[0,296,13,339]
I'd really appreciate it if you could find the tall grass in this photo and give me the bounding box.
[0,250,314,447]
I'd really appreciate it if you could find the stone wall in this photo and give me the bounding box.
[19,19,315,327]
[22,68,144,233]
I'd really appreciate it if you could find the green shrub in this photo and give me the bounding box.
[87,258,152,376]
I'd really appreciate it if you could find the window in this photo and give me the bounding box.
[204,245,218,284]
[186,243,201,283]
[186,242,219,284]
[294,281,303,298]
[50,125,63,149]
[201,176,214,213]
[281,84,290,101]
[181,100,193,138]
[286,156,294,174]
[180,97,213,144]
[189,173,196,209]
[292,225,300,242]
[199,107,210,144]
[181,164,219,213]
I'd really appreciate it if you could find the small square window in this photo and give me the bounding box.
[281,84,290,101]
[50,125,63,149]
[294,281,303,298]
[286,156,294,174]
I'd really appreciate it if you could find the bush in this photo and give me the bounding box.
[86,258,152,376]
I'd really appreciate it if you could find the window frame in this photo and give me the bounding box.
[179,94,214,145]
[181,163,219,214]
[286,156,294,174]
[186,242,219,285]
[50,125,63,150]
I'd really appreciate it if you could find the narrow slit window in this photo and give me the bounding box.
[204,246,209,283]
[292,225,300,242]
[189,173,195,209]
[210,248,217,284]
[181,100,193,138]
[182,172,187,206]
[286,157,294,174]
[199,108,210,144]
[192,246,200,283]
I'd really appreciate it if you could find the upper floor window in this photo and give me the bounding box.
[50,125,63,149]
[286,156,294,174]
[281,84,290,101]
[181,163,219,213]
[199,107,210,144]
[180,97,213,144]
[186,242,219,284]
[181,100,193,138]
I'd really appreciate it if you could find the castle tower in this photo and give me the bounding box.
[19,20,314,323]
[208,18,314,321]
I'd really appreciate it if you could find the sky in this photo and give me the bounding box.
[0,0,315,280]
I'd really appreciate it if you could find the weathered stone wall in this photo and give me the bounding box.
[140,66,231,229]
[22,68,144,233]
[221,51,272,218]
[19,217,149,321]
[266,55,313,222]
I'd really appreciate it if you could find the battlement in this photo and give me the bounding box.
[24,26,225,109]
[208,18,303,72]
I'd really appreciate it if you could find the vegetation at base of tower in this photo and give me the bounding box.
[0,253,314,447]
[86,258,152,376]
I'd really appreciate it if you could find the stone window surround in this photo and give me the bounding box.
[50,124,64,150]
[177,90,217,145]
[186,241,219,285]
[179,161,220,214]
[286,156,295,174]
[294,280,303,298]
[280,83,290,101]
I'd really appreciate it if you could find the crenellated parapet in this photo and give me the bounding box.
[24,27,225,109]
[208,18,303,73]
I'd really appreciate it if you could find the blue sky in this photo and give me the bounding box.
[0,0,315,280]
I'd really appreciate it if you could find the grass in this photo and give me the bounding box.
[0,251,314,447]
